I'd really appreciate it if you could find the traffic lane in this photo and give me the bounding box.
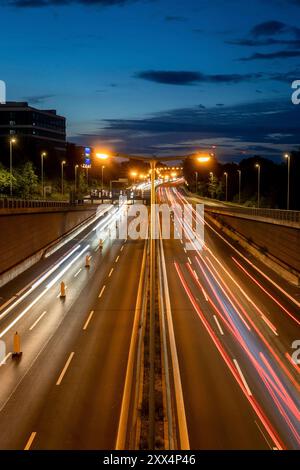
[32,239,144,449]
[195,239,300,394]
[174,189,300,346]
[202,223,300,349]
[0,207,119,347]
[179,255,299,449]
[163,238,268,449]
[184,191,299,308]
[0,238,143,450]
[0,204,114,311]
[0,238,123,410]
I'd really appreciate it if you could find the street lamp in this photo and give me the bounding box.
[74,164,79,193]
[130,171,137,185]
[224,172,228,201]
[96,153,109,161]
[95,153,110,201]
[197,155,211,163]
[9,137,16,197]
[237,169,242,204]
[195,171,198,193]
[41,151,47,197]
[61,160,66,196]
[255,163,261,208]
[284,153,291,210]
[101,165,105,202]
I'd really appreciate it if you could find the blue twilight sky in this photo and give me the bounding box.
[1,0,300,161]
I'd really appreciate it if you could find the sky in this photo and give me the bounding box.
[1,0,300,161]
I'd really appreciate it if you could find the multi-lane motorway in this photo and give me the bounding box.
[0,184,299,450]
[158,185,300,450]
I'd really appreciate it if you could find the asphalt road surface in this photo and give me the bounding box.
[159,185,300,450]
[0,205,144,449]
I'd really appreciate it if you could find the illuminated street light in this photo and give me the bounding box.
[96,153,109,160]
[9,137,16,197]
[224,172,228,201]
[284,153,291,210]
[41,151,47,197]
[255,163,261,208]
[74,164,79,193]
[197,155,211,163]
[101,165,106,202]
[61,160,66,196]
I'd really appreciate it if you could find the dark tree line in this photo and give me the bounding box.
[183,150,300,210]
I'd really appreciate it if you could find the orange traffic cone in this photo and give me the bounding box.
[12,332,22,358]
[60,281,66,298]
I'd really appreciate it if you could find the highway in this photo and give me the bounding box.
[0,203,144,449]
[0,184,299,450]
[158,185,300,450]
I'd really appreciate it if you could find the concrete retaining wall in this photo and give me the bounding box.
[206,211,300,285]
[0,205,97,279]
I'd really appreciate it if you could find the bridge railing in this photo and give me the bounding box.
[205,205,300,225]
[0,198,71,209]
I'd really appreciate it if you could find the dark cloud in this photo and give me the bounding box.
[239,50,300,61]
[135,70,262,85]
[228,38,300,48]
[250,20,288,37]
[228,20,300,48]
[270,68,300,82]
[23,94,56,104]
[8,0,138,7]
[72,99,299,159]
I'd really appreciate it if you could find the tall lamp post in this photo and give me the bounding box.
[238,169,241,204]
[41,151,47,197]
[224,172,228,201]
[74,164,79,193]
[9,137,16,197]
[284,153,291,210]
[96,153,109,203]
[195,171,198,193]
[61,160,66,196]
[255,163,261,208]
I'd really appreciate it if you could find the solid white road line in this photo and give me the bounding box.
[98,285,106,298]
[74,268,82,278]
[24,432,37,450]
[83,310,94,330]
[0,352,12,366]
[233,359,252,396]
[255,420,273,450]
[115,255,120,263]
[108,268,114,278]
[56,352,75,386]
[187,257,192,265]
[213,315,224,335]
[29,311,47,331]
[0,296,16,312]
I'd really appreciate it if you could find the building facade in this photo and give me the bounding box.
[0,101,66,175]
